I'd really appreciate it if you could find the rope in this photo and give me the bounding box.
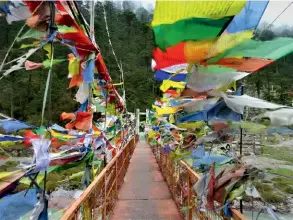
[89,0,95,44]
[73,1,92,41]
[102,2,126,107]
[0,1,44,74]
[41,39,54,126]
[101,3,123,75]
[41,1,56,126]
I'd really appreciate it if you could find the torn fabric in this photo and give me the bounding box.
[76,82,90,104]
[31,138,51,173]
[25,60,43,70]
[187,65,249,92]
[223,94,286,114]
[263,108,293,126]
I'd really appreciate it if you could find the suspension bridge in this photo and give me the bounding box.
[60,133,245,220]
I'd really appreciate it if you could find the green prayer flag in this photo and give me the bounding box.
[208,37,293,63]
[43,59,66,68]
[95,102,106,112]
[57,25,78,33]
[35,126,47,136]
[20,41,41,49]
[154,17,230,50]
[48,151,94,173]
[17,28,45,42]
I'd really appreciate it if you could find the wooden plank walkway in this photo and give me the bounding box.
[111,140,182,220]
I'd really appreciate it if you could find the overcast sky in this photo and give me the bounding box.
[260,1,293,27]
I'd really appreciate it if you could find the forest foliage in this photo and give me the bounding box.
[0,1,293,126]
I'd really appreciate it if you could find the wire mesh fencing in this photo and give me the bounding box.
[151,144,246,220]
[60,135,138,220]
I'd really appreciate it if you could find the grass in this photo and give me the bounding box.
[0,161,19,171]
[253,181,286,204]
[262,191,286,203]
[274,182,293,194]
[272,177,293,194]
[253,181,273,192]
[267,168,293,177]
[14,161,104,193]
[0,143,27,150]
[262,146,293,164]
[262,179,272,184]
[14,165,85,193]
[272,177,293,185]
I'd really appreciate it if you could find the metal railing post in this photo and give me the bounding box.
[136,109,140,135]
[187,172,192,220]
[103,175,107,219]
[115,159,118,199]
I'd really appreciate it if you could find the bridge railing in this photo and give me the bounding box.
[151,144,246,220]
[60,135,139,220]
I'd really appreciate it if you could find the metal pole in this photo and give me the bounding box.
[136,109,140,135]
[39,2,56,219]
[239,84,244,156]
[89,0,95,43]
[146,109,149,124]
[240,85,244,214]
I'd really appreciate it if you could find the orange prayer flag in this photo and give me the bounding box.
[69,74,83,88]
[212,57,274,72]
[60,112,75,121]
[65,112,93,131]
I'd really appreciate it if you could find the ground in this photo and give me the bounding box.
[242,140,293,215]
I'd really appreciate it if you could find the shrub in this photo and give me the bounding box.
[272,177,293,185]
[274,182,293,194]
[262,192,286,203]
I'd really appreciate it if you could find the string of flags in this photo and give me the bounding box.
[147,0,293,218]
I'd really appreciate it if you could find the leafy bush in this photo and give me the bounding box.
[262,191,286,203]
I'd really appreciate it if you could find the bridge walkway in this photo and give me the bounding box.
[111,140,182,220]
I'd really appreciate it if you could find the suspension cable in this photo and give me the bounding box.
[102,2,126,108]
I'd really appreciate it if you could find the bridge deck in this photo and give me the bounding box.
[111,140,182,220]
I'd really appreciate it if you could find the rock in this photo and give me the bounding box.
[12,150,18,157]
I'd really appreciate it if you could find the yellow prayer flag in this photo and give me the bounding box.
[113,82,124,86]
[184,31,253,65]
[0,170,21,180]
[177,121,205,129]
[94,130,102,136]
[160,80,186,92]
[68,57,80,75]
[152,105,177,115]
[148,130,156,139]
[107,103,117,115]
[50,129,76,139]
[208,30,253,58]
[20,173,44,185]
[169,114,175,124]
[20,41,41,49]
[43,43,52,59]
[152,0,246,26]
[184,40,215,64]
